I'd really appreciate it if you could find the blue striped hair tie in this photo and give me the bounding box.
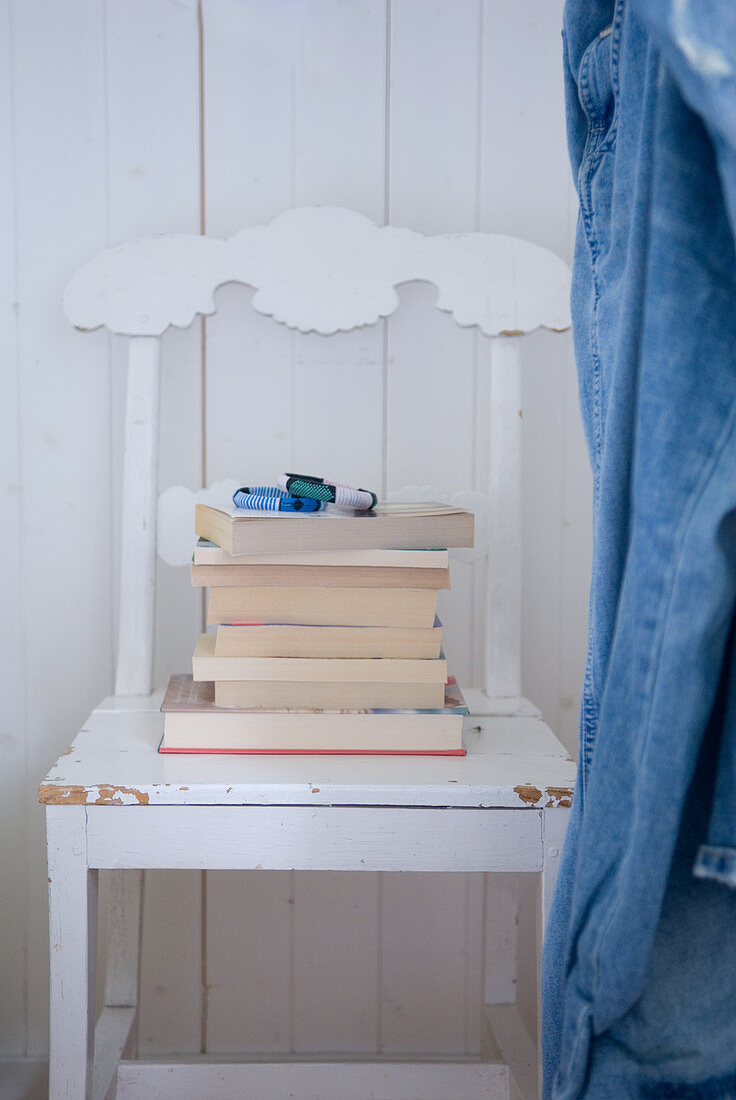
[233,487,323,512]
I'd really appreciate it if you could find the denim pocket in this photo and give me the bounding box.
[576,0,625,170]
[578,31,614,144]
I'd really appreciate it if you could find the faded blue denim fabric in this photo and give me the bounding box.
[543,1,736,1096]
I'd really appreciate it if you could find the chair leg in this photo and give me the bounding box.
[47,805,98,1100]
[94,870,143,1100]
[537,807,571,1096]
[483,873,539,1100]
[540,808,569,935]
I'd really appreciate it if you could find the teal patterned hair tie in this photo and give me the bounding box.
[277,473,377,510]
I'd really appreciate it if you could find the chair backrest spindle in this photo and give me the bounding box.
[115,335,161,695]
[486,336,522,698]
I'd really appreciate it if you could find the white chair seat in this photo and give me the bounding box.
[41,692,574,813]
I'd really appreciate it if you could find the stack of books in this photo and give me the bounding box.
[159,499,474,756]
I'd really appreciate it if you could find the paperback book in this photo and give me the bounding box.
[159,674,468,755]
[193,538,450,569]
[195,500,474,556]
[212,619,444,660]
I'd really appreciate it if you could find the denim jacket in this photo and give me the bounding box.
[543,1,736,1096]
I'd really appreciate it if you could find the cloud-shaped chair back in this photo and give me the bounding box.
[63,206,571,337]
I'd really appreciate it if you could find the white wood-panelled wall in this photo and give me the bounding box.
[1,0,590,1061]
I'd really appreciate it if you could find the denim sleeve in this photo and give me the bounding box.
[627,0,736,890]
[628,0,736,238]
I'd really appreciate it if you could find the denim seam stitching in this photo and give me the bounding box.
[581,637,598,796]
[596,0,625,156]
[577,124,609,787]
[610,0,625,100]
[573,1,625,797]
[590,393,736,1001]
[577,40,609,150]
[576,31,594,117]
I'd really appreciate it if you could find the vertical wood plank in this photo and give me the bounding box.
[203,0,388,490]
[386,0,482,692]
[0,0,26,1055]
[202,0,299,486]
[293,328,384,499]
[202,0,301,234]
[382,5,484,1056]
[381,873,477,1054]
[104,0,204,1056]
[479,0,570,252]
[387,0,482,234]
[10,0,110,1053]
[202,0,389,1057]
[515,873,541,1053]
[483,875,519,1008]
[479,0,582,733]
[386,290,478,494]
[137,871,202,1055]
[105,0,202,236]
[464,873,485,1054]
[104,0,203,685]
[201,2,305,1052]
[292,0,387,215]
[293,872,381,1053]
[205,871,292,1054]
[385,291,479,687]
[104,869,143,1009]
[291,0,387,567]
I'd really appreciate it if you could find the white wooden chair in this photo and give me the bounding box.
[40,206,575,1100]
